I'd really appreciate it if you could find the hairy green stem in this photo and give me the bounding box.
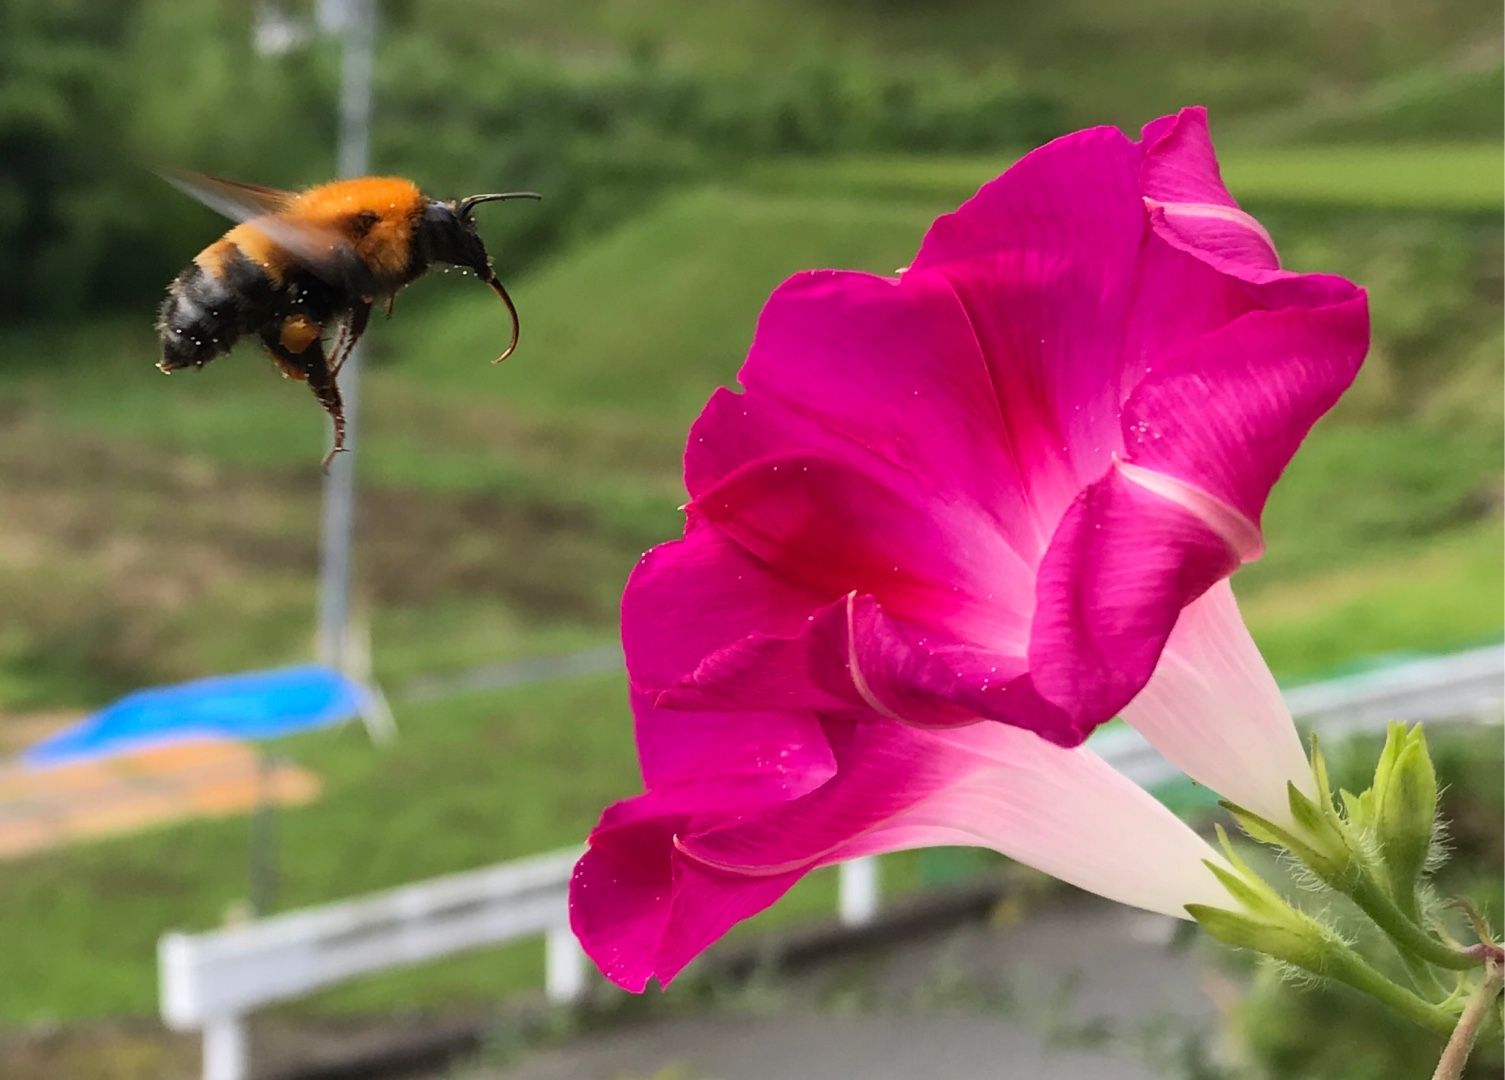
[1321,943,1459,1037]
[1402,951,1448,999]
[1431,962,1503,1080]
[1348,877,1480,972]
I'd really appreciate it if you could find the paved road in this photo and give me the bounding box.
[478,893,1226,1080]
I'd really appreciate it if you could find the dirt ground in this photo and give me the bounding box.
[474,893,1230,1080]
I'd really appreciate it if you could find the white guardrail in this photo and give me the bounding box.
[159,645,1503,1080]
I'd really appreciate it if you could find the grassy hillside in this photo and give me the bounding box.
[0,188,941,704]
[408,0,1502,136]
[1,159,1498,706]
[0,143,1499,1023]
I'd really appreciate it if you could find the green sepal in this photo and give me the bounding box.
[1287,781,1330,836]
[1340,788,1370,827]
[1220,800,1290,848]
[1204,858,1281,919]
[1310,733,1334,807]
[1187,904,1327,969]
[1225,795,1351,889]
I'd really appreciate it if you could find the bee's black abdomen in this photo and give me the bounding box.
[156,248,278,372]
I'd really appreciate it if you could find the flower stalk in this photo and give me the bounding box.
[1431,959,1503,1080]
[1321,943,1461,1038]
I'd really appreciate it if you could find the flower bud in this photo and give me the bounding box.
[1371,722,1438,906]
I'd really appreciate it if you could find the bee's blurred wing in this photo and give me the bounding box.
[160,168,356,284]
[159,168,297,220]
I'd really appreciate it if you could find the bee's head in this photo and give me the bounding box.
[420,191,542,364]
[419,191,541,276]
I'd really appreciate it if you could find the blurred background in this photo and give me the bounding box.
[0,1,1500,1077]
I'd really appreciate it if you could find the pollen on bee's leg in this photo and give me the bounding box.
[278,313,322,355]
[262,344,309,382]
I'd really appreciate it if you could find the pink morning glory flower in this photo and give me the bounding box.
[570,107,1368,988]
[572,685,1231,991]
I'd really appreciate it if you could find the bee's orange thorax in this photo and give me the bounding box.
[292,176,427,282]
[189,176,428,291]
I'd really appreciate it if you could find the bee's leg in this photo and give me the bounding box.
[261,317,345,470]
[329,300,372,378]
[304,349,347,473]
[326,321,350,377]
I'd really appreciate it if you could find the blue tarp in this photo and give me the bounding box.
[21,665,370,768]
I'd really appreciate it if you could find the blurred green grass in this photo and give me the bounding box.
[0,143,1498,1023]
[748,143,1505,211]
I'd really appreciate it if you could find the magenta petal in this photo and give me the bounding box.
[660,589,1076,737]
[570,807,676,992]
[684,386,847,501]
[656,858,802,986]
[692,452,1031,645]
[570,795,802,990]
[842,594,1057,733]
[1140,107,1279,275]
[905,128,1151,515]
[915,249,1131,521]
[631,689,837,799]
[682,713,989,872]
[621,522,829,693]
[656,594,871,717]
[912,124,1143,273]
[1028,466,1241,732]
[1140,108,1244,213]
[691,270,1035,545]
[654,592,979,726]
[1122,294,1370,522]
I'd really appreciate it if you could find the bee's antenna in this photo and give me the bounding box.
[486,276,523,364]
[457,191,542,219]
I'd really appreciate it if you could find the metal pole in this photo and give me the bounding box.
[202,1016,249,1080]
[838,857,880,927]
[247,749,280,915]
[317,0,375,669]
[545,922,589,1004]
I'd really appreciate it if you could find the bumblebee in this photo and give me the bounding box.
[156,171,540,468]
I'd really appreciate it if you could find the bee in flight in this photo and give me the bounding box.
[155,171,540,469]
